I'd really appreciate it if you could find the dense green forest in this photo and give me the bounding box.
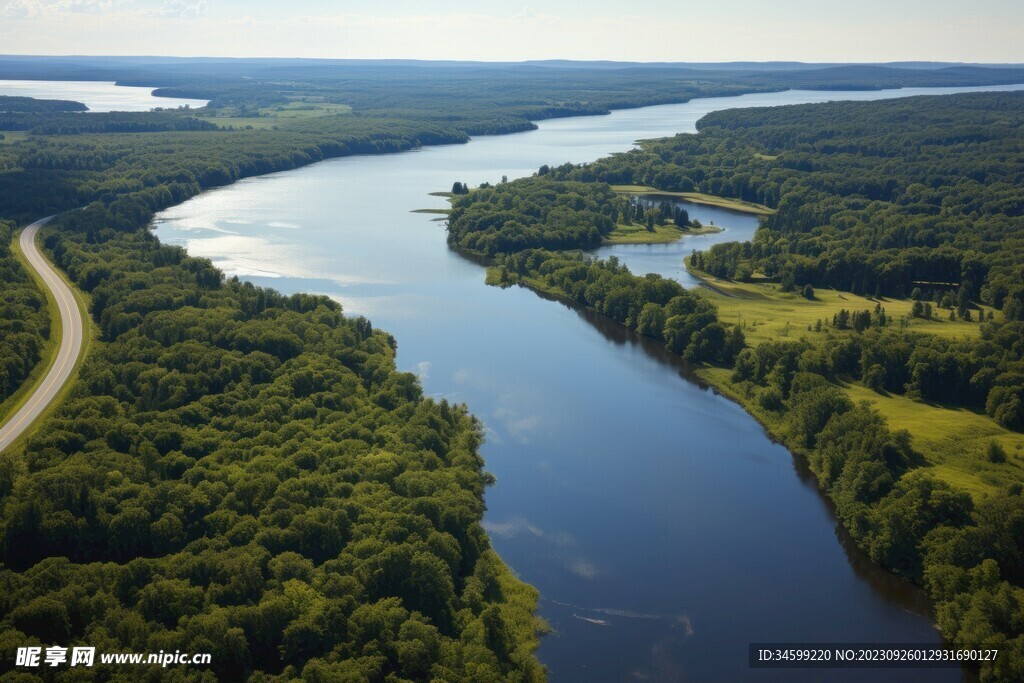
[0,110,219,135]
[0,97,87,114]
[447,179,622,254]
[0,220,50,408]
[0,116,475,221]
[446,92,1024,681]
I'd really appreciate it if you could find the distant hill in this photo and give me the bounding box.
[1,57,1022,112]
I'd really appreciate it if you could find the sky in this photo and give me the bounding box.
[0,0,1022,63]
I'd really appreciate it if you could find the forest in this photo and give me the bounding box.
[447,176,741,364]
[447,179,622,254]
[445,91,1024,681]
[0,97,87,114]
[0,110,220,135]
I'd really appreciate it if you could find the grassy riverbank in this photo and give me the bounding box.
[687,266,1024,500]
[689,268,996,345]
[698,361,1024,500]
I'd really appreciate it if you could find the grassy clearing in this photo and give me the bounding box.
[841,382,1024,499]
[690,268,1014,500]
[693,270,993,347]
[610,184,774,216]
[697,366,1024,502]
[1,227,96,455]
[200,101,352,130]
[603,221,723,244]
[411,208,451,215]
[0,131,28,145]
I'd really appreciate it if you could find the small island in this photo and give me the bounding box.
[442,177,726,249]
[604,198,723,244]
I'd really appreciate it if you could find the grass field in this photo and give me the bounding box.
[200,101,353,130]
[603,221,722,244]
[610,185,774,216]
[0,131,28,144]
[693,270,993,346]
[842,382,1024,498]
[690,268,1016,500]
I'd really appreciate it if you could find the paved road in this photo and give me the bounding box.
[0,217,84,453]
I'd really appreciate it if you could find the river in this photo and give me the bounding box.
[0,79,208,112]
[147,83,1024,681]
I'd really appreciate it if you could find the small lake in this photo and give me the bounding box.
[151,83,1024,681]
[0,79,208,112]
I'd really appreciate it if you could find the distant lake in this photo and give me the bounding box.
[0,79,208,112]
[151,83,1024,681]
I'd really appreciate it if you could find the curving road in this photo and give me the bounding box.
[0,217,84,453]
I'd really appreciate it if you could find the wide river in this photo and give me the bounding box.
[0,79,208,112]
[149,83,1024,681]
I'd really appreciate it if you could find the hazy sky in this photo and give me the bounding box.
[0,0,1021,62]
